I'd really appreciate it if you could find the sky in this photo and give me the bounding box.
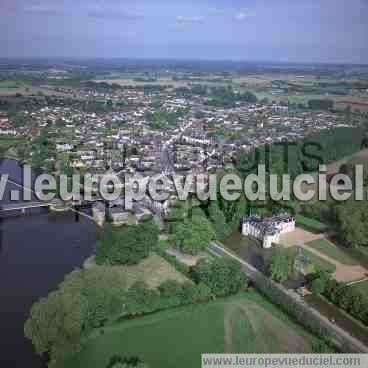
[1,0,367,63]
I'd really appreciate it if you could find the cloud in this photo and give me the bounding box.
[176,16,204,24]
[87,9,144,21]
[234,11,256,21]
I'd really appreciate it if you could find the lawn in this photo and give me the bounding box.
[286,246,336,273]
[85,254,189,289]
[306,239,358,266]
[296,215,328,233]
[58,292,314,368]
[351,280,368,295]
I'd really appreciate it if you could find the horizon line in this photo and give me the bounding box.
[0,56,367,67]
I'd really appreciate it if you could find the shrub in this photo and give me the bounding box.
[192,258,248,297]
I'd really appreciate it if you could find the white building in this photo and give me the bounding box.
[242,214,295,249]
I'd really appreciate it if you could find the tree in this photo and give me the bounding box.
[192,258,248,296]
[169,214,215,255]
[95,224,116,264]
[25,266,127,362]
[68,268,126,328]
[336,199,368,247]
[269,250,294,283]
[158,280,184,307]
[24,289,88,362]
[124,282,160,316]
[310,270,330,295]
[96,220,159,265]
[207,201,229,240]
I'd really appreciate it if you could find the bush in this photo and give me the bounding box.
[310,273,368,326]
[124,282,160,316]
[192,258,248,297]
[169,214,216,255]
[310,271,330,295]
[96,220,159,265]
[123,280,213,318]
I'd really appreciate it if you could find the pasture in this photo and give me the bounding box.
[58,292,314,368]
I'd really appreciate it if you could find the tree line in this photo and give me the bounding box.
[311,271,368,326]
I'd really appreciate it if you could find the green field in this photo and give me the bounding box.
[287,246,336,273]
[0,81,23,89]
[58,292,314,368]
[85,254,189,289]
[307,239,358,266]
[251,91,328,105]
[351,280,368,295]
[296,215,328,233]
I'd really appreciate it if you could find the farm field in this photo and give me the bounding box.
[0,80,72,97]
[335,96,368,112]
[252,91,328,104]
[93,77,230,88]
[306,239,358,266]
[232,74,321,87]
[58,292,314,368]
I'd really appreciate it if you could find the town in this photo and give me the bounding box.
[0,69,356,226]
[1,58,368,368]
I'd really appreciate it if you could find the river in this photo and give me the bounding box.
[0,159,97,368]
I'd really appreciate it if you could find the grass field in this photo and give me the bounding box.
[306,239,358,266]
[58,292,314,368]
[85,254,189,289]
[286,246,336,273]
[296,215,328,233]
[0,82,72,97]
[351,280,368,295]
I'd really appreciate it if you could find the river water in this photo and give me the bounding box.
[0,159,97,368]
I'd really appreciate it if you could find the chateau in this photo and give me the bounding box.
[242,214,295,249]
